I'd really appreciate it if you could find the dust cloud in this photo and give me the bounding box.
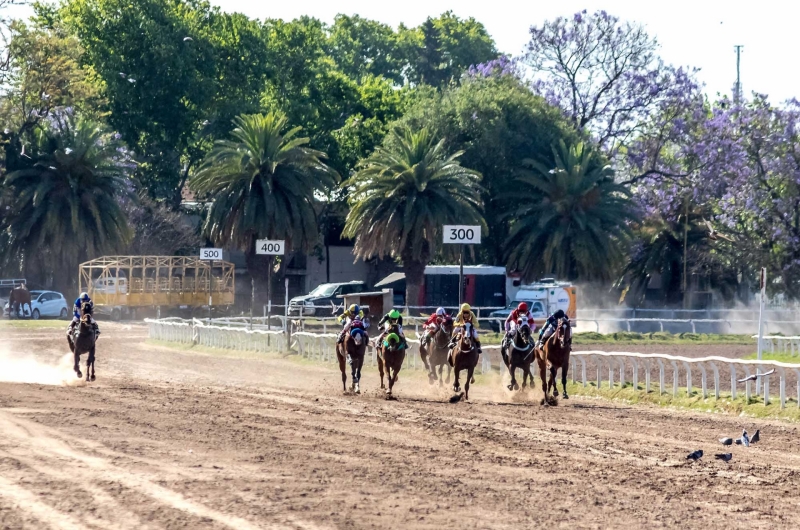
[0,348,84,386]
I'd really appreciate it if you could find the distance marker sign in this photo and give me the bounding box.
[443,225,481,245]
[255,239,285,255]
[199,248,222,260]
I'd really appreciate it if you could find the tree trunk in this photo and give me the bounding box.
[401,242,429,316]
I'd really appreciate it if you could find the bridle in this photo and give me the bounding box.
[512,319,532,352]
[434,318,451,348]
[555,317,569,348]
[458,322,474,353]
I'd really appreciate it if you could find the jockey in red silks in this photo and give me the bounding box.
[503,302,534,348]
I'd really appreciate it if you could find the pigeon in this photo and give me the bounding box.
[183,36,193,41]
[738,369,775,383]
[719,437,733,446]
[449,392,465,404]
[715,453,732,462]
[686,450,703,461]
[750,429,760,443]
[738,429,750,447]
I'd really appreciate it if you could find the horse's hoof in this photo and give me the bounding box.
[563,393,569,399]
[513,382,519,391]
[507,384,514,391]
[385,389,391,395]
[90,375,96,382]
[76,371,82,378]
[470,377,475,384]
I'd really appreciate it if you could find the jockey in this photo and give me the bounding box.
[68,292,99,338]
[377,309,406,348]
[449,303,482,354]
[537,309,570,349]
[336,304,364,343]
[421,307,451,348]
[504,302,534,347]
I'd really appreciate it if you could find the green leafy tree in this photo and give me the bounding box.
[63,0,269,202]
[3,116,133,290]
[503,140,635,281]
[343,126,484,306]
[402,12,498,87]
[190,111,338,284]
[394,76,580,264]
[326,14,404,84]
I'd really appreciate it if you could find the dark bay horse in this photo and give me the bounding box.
[68,302,96,382]
[336,320,367,394]
[535,317,571,405]
[420,317,454,386]
[501,316,535,391]
[449,322,479,401]
[7,285,31,318]
[376,325,405,397]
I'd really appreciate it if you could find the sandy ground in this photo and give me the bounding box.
[0,324,798,529]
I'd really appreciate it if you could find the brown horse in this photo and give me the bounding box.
[376,325,405,396]
[449,322,479,401]
[7,285,31,318]
[501,317,535,391]
[535,318,571,405]
[335,323,367,394]
[68,302,96,382]
[420,317,454,386]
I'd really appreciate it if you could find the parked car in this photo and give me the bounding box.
[289,281,367,316]
[4,290,70,320]
[488,300,547,333]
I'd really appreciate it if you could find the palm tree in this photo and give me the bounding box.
[191,112,339,284]
[502,140,634,281]
[4,116,133,290]
[343,126,484,307]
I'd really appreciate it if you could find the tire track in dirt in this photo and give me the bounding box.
[0,410,326,530]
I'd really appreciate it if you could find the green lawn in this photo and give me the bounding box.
[744,352,800,364]
[476,330,754,346]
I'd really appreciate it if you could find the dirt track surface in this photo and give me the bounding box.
[1,324,799,529]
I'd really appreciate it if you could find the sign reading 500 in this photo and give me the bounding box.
[443,225,481,245]
[256,239,285,255]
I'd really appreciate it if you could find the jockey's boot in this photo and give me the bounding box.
[336,330,346,344]
[93,322,100,339]
[67,321,76,337]
[476,339,483,354]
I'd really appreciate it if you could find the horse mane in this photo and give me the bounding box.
[81,302,93,316]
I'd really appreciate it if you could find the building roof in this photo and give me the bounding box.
[375,272,405,288]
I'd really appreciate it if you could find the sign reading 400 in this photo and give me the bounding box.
[256,239,285,255]
[443,225,481,245]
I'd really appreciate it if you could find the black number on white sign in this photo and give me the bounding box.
[449,228,474,241]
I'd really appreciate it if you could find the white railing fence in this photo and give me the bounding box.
[146,318,800,409]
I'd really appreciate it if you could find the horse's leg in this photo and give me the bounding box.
[420,343,431,372]
[465,366,474,401]
[548,366,558,401]
[336,346,347,393]
[85,349,92,382]
[561,361,569,399]
[377,349,386,390]
[74,351,82,379]
[536,353,548,405]
[90,346,96,382]
[387,364,395,396]
[453,365,461,393]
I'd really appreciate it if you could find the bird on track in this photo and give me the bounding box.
[449,392,465,404]
[736,429,750,447]
[686,450,703,461]
[719,437,733,446]
[750,429,760,443]
[738,369,775,383]
[715,453,732,462]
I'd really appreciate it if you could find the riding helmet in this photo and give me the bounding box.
[81,292,90,300]
[436,307,446,316]
[460,303,471,313]
[517,302,528,312]
[388,309,401,319]
[349,304,360,314]
[554,309,566,319]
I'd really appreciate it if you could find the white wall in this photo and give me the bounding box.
[305,246,371,292]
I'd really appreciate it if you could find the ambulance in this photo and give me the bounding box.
[489,278,577,332]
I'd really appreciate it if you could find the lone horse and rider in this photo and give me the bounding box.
[6,283,31,318]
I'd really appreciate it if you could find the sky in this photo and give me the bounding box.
[206,0,800,103]
[6,0,798,102]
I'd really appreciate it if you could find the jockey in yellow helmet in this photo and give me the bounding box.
[449,303,481,354]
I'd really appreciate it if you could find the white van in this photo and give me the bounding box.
[93,276,128,294]
[489,278,577,332]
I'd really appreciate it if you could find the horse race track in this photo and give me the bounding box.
[1,324,800,529]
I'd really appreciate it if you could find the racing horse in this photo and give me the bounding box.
[335,318,368,394]
[68,302,97,381]
[376,323,405,396]
[535,317,571,405]
[420,316,454,386]
[7,285,31,318]
[448,322,479,401]
[501,316,535,391]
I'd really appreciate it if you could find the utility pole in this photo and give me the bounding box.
[733,45,744,104]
